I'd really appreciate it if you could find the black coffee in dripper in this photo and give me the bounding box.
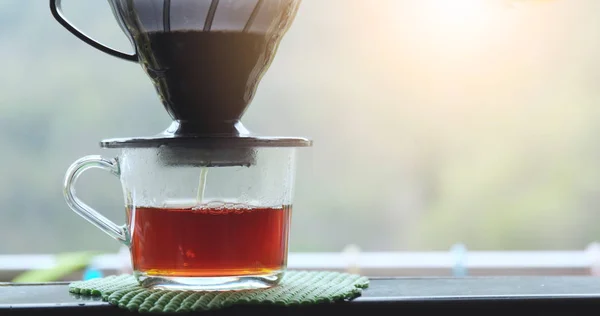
[134,30,280,134]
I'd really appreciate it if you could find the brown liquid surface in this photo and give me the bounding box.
[127,204,291,277]
[134,31,279,133]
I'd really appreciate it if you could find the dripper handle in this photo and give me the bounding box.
[50,0,138,62]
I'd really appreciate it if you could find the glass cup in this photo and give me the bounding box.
[63,145,299,291]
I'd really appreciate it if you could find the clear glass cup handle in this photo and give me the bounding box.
[63,155,129,245]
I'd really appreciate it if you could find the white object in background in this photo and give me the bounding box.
[117,246,133,274]
[585,242,600,276]
[342,244,362,274]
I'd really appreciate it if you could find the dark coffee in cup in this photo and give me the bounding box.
[127,203,292,277]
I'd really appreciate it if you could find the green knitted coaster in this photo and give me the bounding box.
[69,271,370,313]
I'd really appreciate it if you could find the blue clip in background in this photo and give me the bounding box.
[82,267,103,280]
[450,243,468,277]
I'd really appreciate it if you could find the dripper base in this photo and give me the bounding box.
[99,120,312,149]
[99,120,312,167]
[162,120,250,137]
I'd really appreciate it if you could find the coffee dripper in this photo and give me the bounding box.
[51,0,312,291]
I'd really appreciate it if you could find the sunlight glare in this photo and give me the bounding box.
[424,0,490,31]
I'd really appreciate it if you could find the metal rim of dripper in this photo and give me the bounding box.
[160,0,266,33]
[100,120,313,149]
[99,135,313,149]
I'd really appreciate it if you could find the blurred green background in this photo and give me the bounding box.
[1,0,600,255]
